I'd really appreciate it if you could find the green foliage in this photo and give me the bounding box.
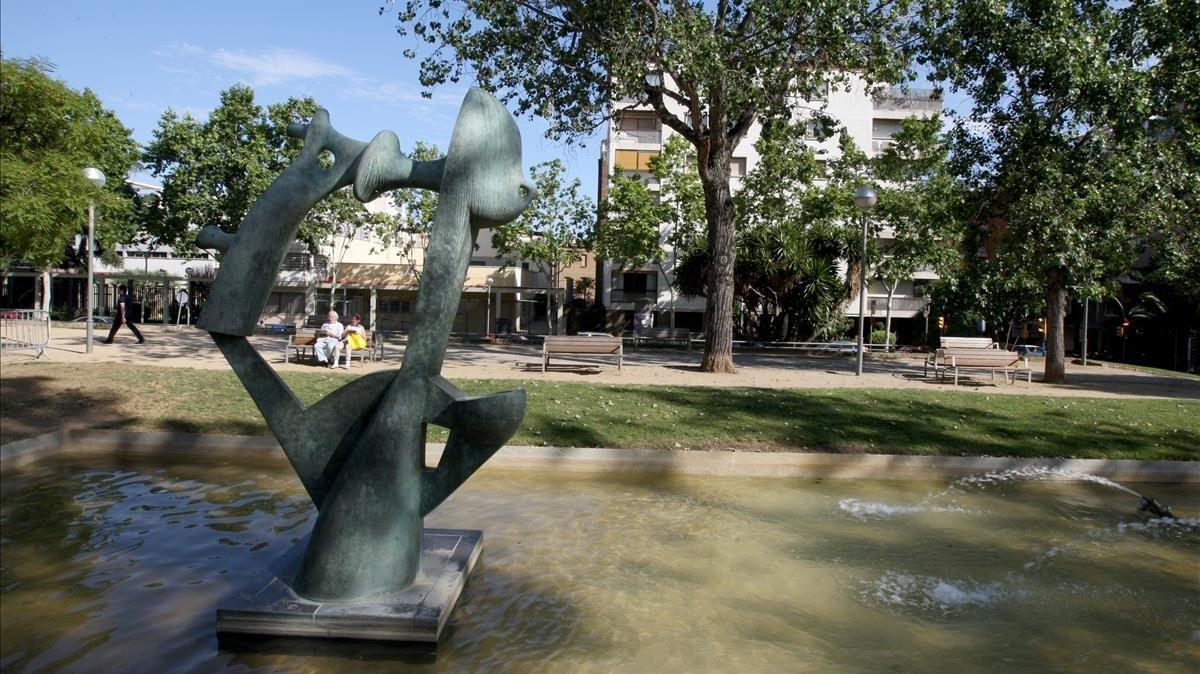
[387,141,442,252]
[0,57,140,268]
[573,276,595,302]
[392,0,916,369]
[491,159,594,333]
[491,159,592,278]
[730,121,854,340]
[596,135,704,270]
[141,85,395,255]
[393,1,912,143]
[869,327,897,347]
[594,170,662,270]
[873,117,964,285]
[915,0,1194,379]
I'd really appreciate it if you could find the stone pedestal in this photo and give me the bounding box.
[217,529,482,643]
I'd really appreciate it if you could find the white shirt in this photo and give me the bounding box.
[321,321,344,339]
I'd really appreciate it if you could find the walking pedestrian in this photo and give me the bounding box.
[102,284,145,344]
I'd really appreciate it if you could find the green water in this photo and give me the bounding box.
[1,460,1197,673]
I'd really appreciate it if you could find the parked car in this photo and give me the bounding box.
[70,315,114,325]
[1016,344,1046,358]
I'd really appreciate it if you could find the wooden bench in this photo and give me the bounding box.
[942,351,1032,386]
[285,335,317,363]
[344,330,384,364]
[284,331,385,364]
[631,327,694,351]
[925,337,997,377]
[543,335,623,372]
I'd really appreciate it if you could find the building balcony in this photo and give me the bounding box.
[871,138,895,154]
[873,89,942,112]
[610,289,658,303]
[846,296,929,318]
[613,128,662,145]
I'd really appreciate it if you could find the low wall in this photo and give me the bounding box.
[3,429,1197,483]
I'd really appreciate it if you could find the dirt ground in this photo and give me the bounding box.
[3,324,1197,402]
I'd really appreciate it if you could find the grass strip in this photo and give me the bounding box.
[2,362,1197,461]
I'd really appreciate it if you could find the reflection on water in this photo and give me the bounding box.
[1,460,1198,672]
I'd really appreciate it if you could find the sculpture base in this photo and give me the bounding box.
[217,528,482,643]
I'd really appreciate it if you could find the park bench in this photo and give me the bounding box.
[631,327,695,351]
[285,334,317,363]
[543,335,623,372]
[941,350,1032,386]
[284,330,384,364]
[924,336,997,377]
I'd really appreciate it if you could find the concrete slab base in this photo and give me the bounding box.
[217,528,482,643]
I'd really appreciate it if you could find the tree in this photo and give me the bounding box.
[387,141,443,275]
[916,0,1182,383]
[141,85,395,256]
[731,118,849,341]
[491,159,593,335]
[603,124,855,341]
[393,0,912,372]
[596,135,705,328]
[0,57,139,270]
[871,116,964,348]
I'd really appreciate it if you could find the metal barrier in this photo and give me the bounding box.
[0,309,51,358]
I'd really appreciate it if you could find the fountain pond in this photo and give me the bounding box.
[1,457,1197,672]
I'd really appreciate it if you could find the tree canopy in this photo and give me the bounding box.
[391,0,914,372]
[916,0,1193,382]
[141,85,395,255]
[491,159,594,334]
[0,56,140,269]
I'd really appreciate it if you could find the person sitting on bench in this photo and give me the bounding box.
[315,310,344,368]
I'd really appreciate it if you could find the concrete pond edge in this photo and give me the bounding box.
[2,429,1197,483]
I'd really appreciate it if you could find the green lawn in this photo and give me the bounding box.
[1088,360,1200,382]
[2,362,1197,460]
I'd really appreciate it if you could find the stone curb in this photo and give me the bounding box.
[2,429,1197,483]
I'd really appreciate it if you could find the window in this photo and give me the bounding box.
[872,119,902,139]
[617,113,659,131]
[730,157,747,177]
[281,253,310,272]
[264,291,304,314]
[378,298,411,313]
[614,150,659,171]
[806,120,834,140]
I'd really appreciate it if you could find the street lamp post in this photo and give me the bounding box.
[83,167,106,354]
[485,276,494,337]
[853,186,877,376]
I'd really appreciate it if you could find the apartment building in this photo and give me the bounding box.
[596,75,942,338]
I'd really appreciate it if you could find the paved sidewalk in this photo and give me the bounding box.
[7,324,1198,401]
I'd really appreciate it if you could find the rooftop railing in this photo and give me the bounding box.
[873,89,942,112]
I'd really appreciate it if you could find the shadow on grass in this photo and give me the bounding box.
[449,380,1200,460]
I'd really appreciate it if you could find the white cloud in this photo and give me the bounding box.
[209,48,354,86]
[155,42,354,86]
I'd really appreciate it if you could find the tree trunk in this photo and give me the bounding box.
[698,153,736,373]
[1045,268,1067,383]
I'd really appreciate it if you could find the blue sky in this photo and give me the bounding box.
[0,0,604,197]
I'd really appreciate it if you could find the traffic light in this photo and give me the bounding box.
[937,316,945,332]
[1038,317,1046,333]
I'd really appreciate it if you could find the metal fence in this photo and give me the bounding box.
[0,309,51,358]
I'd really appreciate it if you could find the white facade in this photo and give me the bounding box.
[598,74,941,333]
